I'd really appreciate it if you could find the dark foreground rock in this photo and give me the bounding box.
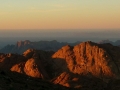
[0,70,74,90]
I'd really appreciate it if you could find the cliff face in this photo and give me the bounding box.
[0,41,120,89]
[0,53,25,70]
[52,41,120,78]
[0,49,53,79]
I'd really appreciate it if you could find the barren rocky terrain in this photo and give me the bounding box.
[0,41,120,90]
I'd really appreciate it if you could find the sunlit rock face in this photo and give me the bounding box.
[52,41,120,79]
[1,41,120,79]
[52,41,120,88]
[0,49,53,79]
[0,53,26,70]
[0,41,120,89]
[24,58,45,78]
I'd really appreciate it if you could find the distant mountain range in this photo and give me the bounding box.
[0,40,81,54]
[1,39,120,54]
[98,39,120,46]
[0,41,120,89]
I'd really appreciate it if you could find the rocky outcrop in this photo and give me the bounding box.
[52,72,107,89]
[24,58,45,78]
[0,53,25,70]
[52,41,120,79]
[0,49,53,79]
[0,41,120,89]
[53,72,71,87]
[17,40,31,48]
[11,62,25,73]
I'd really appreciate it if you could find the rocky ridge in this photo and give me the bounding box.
[0,40,81,54]
[98,39,120,46]
[0,41,120,89]
[52,41,120,79]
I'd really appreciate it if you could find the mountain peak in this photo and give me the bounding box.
[0,41,120,89]
[17,40,31,47]
[52,41,120,79]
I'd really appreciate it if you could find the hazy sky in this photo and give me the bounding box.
[0,0,120,30]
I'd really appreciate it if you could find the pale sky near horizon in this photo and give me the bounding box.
[0,0,120,30]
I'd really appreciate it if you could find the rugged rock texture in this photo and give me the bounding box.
[52,41,120,79]
[0,41,120,89]
[50,41,120,89]
[0,49,54,79]
[52,72,108,89]
[0,53,26,70]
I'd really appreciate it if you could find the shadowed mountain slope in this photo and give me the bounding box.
[0,49,54,79]
[52,41,120,79]
[0,70,73,90]
[98,39,120,46]
[0,41,120,89]
[0,40,81,54]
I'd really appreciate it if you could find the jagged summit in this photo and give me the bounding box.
[0,41,120,89]
[52,41,120,79]
[0,40,81,54]
[17,40,31,47]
